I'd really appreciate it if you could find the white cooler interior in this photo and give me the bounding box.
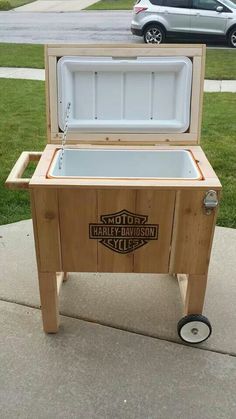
[57,56,192,134]
[48,149,202,180]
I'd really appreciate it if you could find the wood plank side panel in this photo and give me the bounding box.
[48,46,203,58]
[30,190,41,271]
[32,189,62,272]
[189,52,205,143]
[97,190,136,272]
[48,56,59,141]
[170,190,219,275]
[44,46,51,143]
[134,190,175,273]
[50,132,198,145]
[59,189,97,272]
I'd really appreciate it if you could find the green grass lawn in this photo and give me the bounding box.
[87,0,133,9]
[0,0,34,10]
[205,49,236,80]
[0,78,235,227]
[0,42,236,80]
[202,93,236,228]
[0,43,44,68]
[0,79,45,225]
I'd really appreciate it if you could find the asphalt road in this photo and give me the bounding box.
[0,10,231,47]
[0,11,136,44]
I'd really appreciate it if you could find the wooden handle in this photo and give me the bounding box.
[5,151,42,190]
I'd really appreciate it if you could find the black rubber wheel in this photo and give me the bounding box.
[177,314,212,344]
[228,27,236,48]
[143,24,165,44]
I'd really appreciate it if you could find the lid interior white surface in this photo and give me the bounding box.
[57,56,193,135]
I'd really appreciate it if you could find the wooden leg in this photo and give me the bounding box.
[38,271,59,333]
[56,272,69,295]
[177,273,208,316]
[63,272,69,282]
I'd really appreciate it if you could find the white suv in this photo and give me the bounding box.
[131,0,236,47]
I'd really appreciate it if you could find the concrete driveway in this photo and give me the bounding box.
[0,219,236,417]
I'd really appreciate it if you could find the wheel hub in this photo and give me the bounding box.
[146,29,162,44]
[231,32,236,47]
[178,315,212,344]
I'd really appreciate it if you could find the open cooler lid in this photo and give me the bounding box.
[45,44,205,145]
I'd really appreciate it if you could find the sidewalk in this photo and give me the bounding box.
[0,219,236,417]
[14,0,99,12]
[1,67,236,92]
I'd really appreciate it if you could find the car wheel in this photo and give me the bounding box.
[228,27,236,48]
[143,24,165,44]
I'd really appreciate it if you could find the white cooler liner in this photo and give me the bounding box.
[48,149,202,180]
[57,56,192,134]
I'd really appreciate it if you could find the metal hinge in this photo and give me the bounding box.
[203,190,218,215]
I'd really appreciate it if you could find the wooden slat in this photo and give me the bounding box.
[169,190,219,274]
[32,188,62,272]
[198,45,206,142]
[5,151,42,190]
[30,176,221,190]
[134,190,175,273]
[189,54,205,143]
[58,189,98,272]
[56,272,64,296]
[44,45,51,143]
[184,274,208,315]
[48,56,58,139]
[177,273,208,315]
[47,43,204,50]
[30,146,56,178]
[177,274,188,305]
[38,271,59,333]
[50,132,199,145]
[47,46,203,58]
[97,189,136,272]
[30,190,41,272]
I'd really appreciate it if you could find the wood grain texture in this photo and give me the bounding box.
[50,132,200,145]
[177,274,188,306]
[5,151,42,190]
[48,56,58,139]
[32,188,62,272]
[38,271,59,333]
[44,45,51,143]
[47,45,203,57]
[58,189,98,272]
[190,56,203,142]
[184,274,208,315]
[169,190,219,274]
[134,190,175,273]
[97,189,136,272]
[30,189,41,272]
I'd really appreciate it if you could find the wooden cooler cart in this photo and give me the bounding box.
[6,44,221,344]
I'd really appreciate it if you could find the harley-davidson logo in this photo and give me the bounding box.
[89,209,159,254]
